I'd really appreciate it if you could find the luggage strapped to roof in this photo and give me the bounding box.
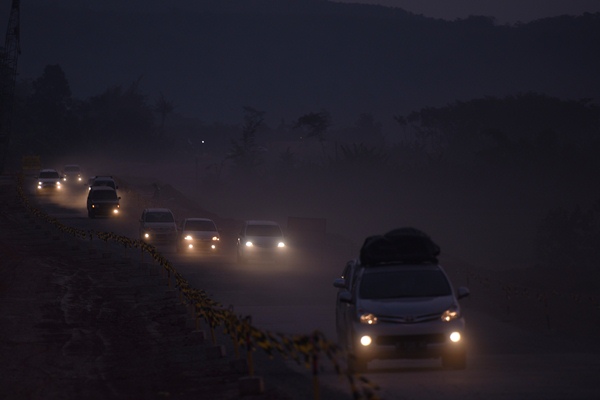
[359,227,440,265]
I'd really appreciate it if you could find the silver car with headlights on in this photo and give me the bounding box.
[236,220,286,264]
[177,218,220,253]
[139,208,178,244]
[36,168,63,194]
[62,164,83,184]
[333,228,469,372]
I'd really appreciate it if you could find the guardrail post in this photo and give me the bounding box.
[312,332,320,400]
[238,315,264,396]
[139,245,145,270]
[88,230,98,254]
[192,303,206,341]
[205,312,226,359]
[231,306,240,360]
[246,316,254,376]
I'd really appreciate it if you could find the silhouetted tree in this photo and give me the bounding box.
[79,78,155,153]
[335,142,389,169]
[25,64,74,151]
[226,106,266,173]
[536,201,600,272]
[294,110,330,143]
[352,113,384,147]
[396,93,600,165]
[30,64,72,107]
[155,91,175,139]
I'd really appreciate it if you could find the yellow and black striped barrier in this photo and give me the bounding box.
[14,174,387,400]
[17,173,600,398]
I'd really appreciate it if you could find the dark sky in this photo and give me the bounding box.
[3,0,600,126]
[333,0,600,23]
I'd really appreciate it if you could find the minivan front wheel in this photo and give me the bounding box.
[441,349,467,370]
[347,353,367,373]
[236,247,246,265]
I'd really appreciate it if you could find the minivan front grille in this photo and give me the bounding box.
[378,312,441,324]
[376,333,446,346]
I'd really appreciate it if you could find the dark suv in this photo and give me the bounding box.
[88,176,118,191]
[86,186,120,218]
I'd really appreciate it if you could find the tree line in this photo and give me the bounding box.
[7,63,600,273]
[8,64,600,174]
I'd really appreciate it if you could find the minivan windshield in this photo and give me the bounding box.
[145,212,174,223]
[246,224,282,237]
[92,180,116,189]
[359,269,451,299]
[91,190,118,200]
[185,220,217,231]
[39,171,59,179]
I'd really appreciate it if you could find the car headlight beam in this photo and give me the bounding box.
[360,335,372,346]
[449,331,462,343]
[359,313,378,325]
[441,305,460,322]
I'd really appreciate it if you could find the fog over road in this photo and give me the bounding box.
[28,176,600,400]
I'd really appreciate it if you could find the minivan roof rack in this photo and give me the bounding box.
[359,227,440,265]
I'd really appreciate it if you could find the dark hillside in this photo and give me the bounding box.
[5,1,599,127]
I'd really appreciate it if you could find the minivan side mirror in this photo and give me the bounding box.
[457,286,470,300]
[333,278,346,289]
[339,291,353,303]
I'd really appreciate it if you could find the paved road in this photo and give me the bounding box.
[8,175,600,400]
[1,176,354,400]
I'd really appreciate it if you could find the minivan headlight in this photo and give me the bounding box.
[360,335,373,346]
[449,331,462,343]
[359,313,378,325]
[441,305,460,322]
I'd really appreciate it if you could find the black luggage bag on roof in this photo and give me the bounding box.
[359,227,440,265]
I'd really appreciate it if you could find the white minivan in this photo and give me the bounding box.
[139,208,177,244]
[333,228,470,372]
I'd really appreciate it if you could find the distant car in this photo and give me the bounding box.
[86,186,120,218]
[88,176,118,191]
[334,229,470,372]
[36,169,62,193]
[139,208,178,244]
[177,218,220,253]
[236,220,286,263]
[62,164,83,184]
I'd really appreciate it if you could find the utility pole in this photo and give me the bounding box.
[0,0,21,174]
